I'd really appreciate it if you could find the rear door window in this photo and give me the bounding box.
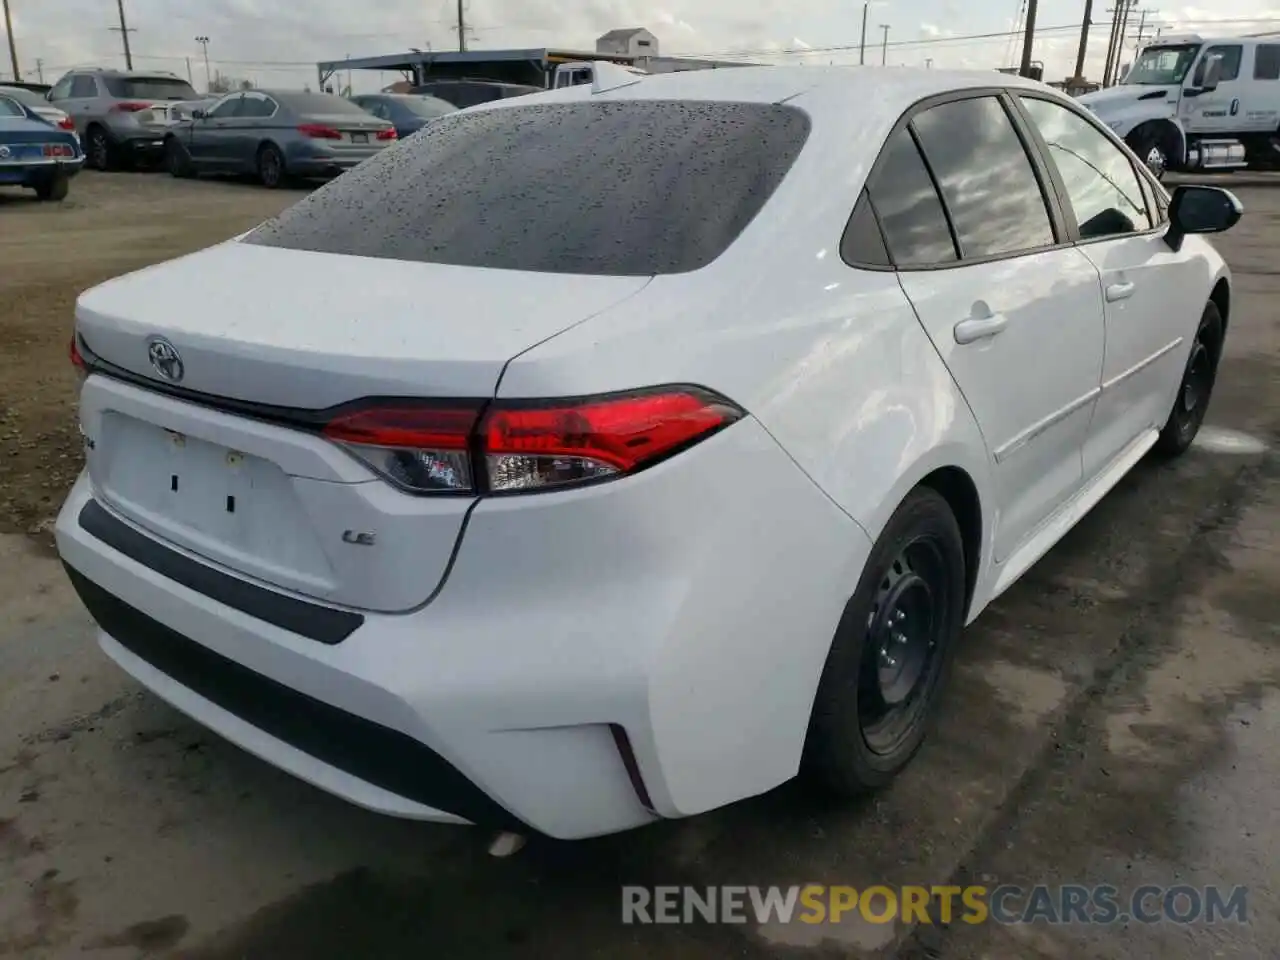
[865,128,958,267]
[1255,44,1280,80]
[244,100,811,276]
[910,96,1056,258]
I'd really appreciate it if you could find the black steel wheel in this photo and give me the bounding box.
[803,486,966,795]
[1154,301,1223,458]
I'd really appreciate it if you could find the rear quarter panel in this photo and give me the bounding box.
[498,84,997,556]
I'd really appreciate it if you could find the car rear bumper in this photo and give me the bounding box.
[285,143,387,177]
[56,417,870,838]
[0,158,84,185]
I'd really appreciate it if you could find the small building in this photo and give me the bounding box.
[596,28,659,58]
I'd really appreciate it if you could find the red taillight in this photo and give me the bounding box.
[320,387,743,496]
[482,389,742,492]
[376,127,397,140]
[322,403,481,494]
[42,143,74,157]
[112,101,151,113]
[69,335,87,377]
[57,116,75,130]
[298,123,342,140]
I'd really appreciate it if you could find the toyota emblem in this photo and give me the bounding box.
[146,337,185,382]
[0,146,10,159]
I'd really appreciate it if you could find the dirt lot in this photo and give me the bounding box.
[0,173,304,546]
[1,172,1278,959]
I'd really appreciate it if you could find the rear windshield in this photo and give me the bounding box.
[244,100,811,276]
[276,92,369,115]
[105,77,198,100]
[0,96,24,118]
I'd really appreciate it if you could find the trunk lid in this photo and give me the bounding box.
[74,241,651,613]
[75,239,651,408]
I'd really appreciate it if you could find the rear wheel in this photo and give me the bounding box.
[86,126,114,172]
[802,487,966,795]
[33,173,69,202]
[257,143,286,189]
[1153,301,1223,457]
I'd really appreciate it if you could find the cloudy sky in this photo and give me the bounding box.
[4,0,1280,93]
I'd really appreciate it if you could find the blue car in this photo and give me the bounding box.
[349,93,457,139]
[0,91,84,201]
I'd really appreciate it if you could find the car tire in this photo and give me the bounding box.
[1153,301,1224,458]
[86,126,114,172]
[165,138,194,178]
[802,486,966,796]
[257,143,286,189]
[34,174,69,202]
[1127,123,1173,180]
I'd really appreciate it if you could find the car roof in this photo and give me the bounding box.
[557,64,1048,105]
[483,65,1060,119]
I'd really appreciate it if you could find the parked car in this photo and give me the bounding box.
[0,92,83,200]
[408,78,542,108]
[0,85,77,132]
[58,67,1239,841]
[46,68,200,170]
[349,93,456,138]
[166,98,218,124]
[163,89,397,188]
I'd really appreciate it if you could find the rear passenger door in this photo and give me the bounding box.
[874,93,1107,563]
[1015,94,1199,480]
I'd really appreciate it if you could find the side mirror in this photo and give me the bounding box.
[1165,185,1242,251]
[1199,57,1223,92]
[192,109,207,120]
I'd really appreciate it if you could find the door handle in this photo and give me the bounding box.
[954,314,1009,344]
[1105,281,1135,302]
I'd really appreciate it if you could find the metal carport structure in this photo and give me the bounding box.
[315,48,639,92]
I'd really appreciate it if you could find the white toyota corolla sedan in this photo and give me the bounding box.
[56,65,1240,840]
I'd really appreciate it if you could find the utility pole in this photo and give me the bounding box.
[2,0,19,82]
[1131,8,1154,60]
[1102,0,1124,86]
[1018,0,1040,78]
[110,0,135,70]
[1114,0,1134,82]
[34,57,42,82]
[184,56,192,85]
[456,0,467,52]
[1073,0,1093,82]
[925,57,933,68]
[860,1,870,65]
[195,36,210,91]
[879,24,890,65]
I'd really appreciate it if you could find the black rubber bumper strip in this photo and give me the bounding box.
[64,564,527,832]
[77,499,363,645]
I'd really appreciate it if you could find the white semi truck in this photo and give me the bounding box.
[1078,33,1280,177]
